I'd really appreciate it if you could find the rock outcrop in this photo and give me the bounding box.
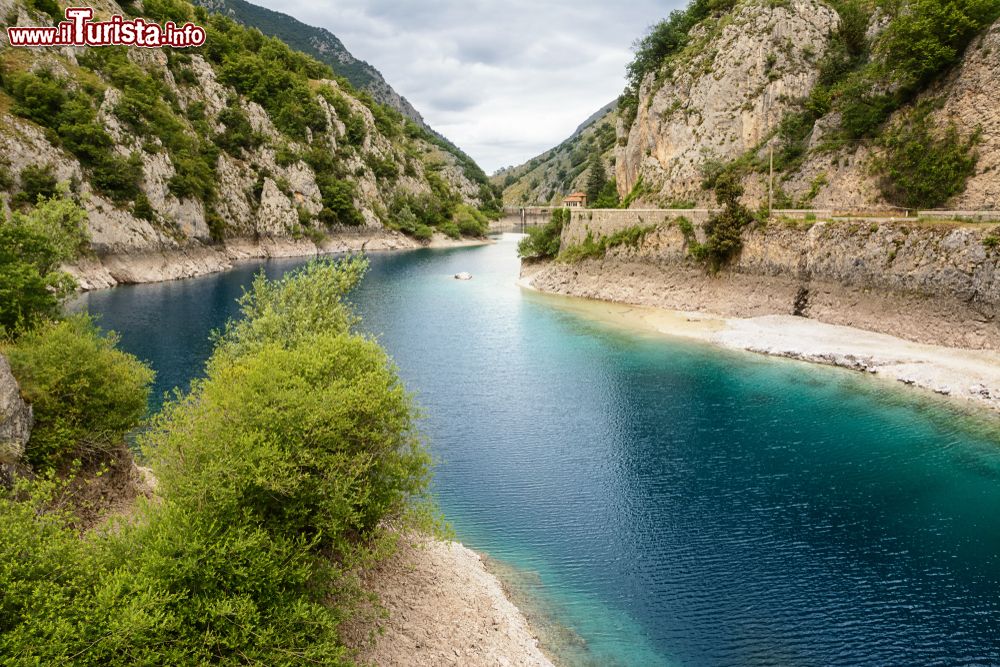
[528,210,1000,350]
[0,0,494,274]
[0,354,32,467]
[617,0,839,205]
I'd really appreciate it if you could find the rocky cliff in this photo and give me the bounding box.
[0,0,498,286]
[192,0,431,131]
[503,0,999,212]
[0,353,31,484]
[527,210,1000,349]
[615,0,1000,210]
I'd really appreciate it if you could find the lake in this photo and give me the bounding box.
[73,234,1000,666]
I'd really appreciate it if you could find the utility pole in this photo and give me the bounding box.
[768,141,774,216]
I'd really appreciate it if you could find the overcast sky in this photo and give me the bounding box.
[249,0,680,173]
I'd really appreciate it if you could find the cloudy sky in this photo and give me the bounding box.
[249,0,681,173]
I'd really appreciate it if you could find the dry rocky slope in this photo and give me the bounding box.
[615,1,1000,209]
[0,0,496,287]
[533,211,999,349]
[504,0,1000,211]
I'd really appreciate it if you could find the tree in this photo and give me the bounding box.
[585,154,608,205]
[0,196,89,335]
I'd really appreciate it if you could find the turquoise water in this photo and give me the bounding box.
[73,234,1000,666]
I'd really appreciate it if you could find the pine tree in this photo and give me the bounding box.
[585,154,608,205]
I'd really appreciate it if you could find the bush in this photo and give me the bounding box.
[453,204,488,236]
[876,104,978,209]
[214,106,264,155]
[517,208,567,260]
[560,224,656,263]
[695,170,755,269]
[0,259,436,664]
[12,164,59,209]
[316,176,364,227]
[0,197,88,334]
[5,316,154,469]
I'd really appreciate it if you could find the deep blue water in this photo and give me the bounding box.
[73,234,1000,666]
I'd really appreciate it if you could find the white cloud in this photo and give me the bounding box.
[249,0,684,172]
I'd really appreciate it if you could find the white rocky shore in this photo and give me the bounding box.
[347,539,554,667]
[520,273,1000,414]
[64,231,492,291]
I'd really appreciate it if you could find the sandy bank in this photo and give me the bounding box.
[347,538,554,667]
[64,230,493,291]
[520,268,1000,414]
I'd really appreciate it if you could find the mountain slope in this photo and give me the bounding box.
[0,0,496,264]
[193,0,428,130]
[493,101,617,206]
[615,0,1000,210]
[503,0,1000,212]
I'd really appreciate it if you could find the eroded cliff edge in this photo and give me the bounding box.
[528,210,999,349]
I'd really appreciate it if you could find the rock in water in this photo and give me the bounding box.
[0,354,32,465]
[454,272,472,280]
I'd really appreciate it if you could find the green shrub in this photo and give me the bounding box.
[517,208,567,260]
[211,258,365,364]
[453,204,489,236]
[876,104,978,209]
[559,224,656,263]
[5,316,154,469]
[214,106,264,155]
[131,193,155,221]
[13,164,59,209]
[0,197,88,334]
[316,176,364,227]
[0,259,434,664]
[697,170,755,269]
[26,0,61,21]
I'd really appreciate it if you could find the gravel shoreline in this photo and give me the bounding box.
[347,538,554,667]
[519,270,1000,414]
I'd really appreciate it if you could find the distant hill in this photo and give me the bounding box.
[492,101,617,206]
[193,0,428,131]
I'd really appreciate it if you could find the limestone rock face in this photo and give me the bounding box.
[0,0,489,270]
[256,178,298,237]
[0,355,32,466]
[936,21,1000,210]
[617,0,839,205]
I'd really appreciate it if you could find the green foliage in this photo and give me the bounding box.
[585,155,608,205]
[0,197,88,335]
[876,104,978,208]
[559,224,656,263]
[517,208,568,260]
[12,164,59,209]
[5,316,154,469]
[453,204,489,236]
[25,0,62,21]
[620,175,648,209]
[3,69,143,204]
[694,171,755,269]
[211,257,365,364]
[315,175,364,227]
[983,228,999,252]
[879,0,1000,91]
[0,259,434,663]
[131,193,155,222]
[214,106,264,155]
[591,179,621,208]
